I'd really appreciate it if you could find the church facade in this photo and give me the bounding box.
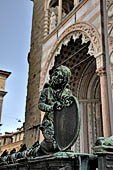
[24,0,113,153]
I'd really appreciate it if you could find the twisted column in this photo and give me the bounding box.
[44,9,49,37]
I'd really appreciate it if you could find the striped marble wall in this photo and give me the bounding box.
[41,0,102,86]
[76,0,101,32]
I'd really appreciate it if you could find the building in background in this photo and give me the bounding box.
[0,70,11,126]
[24,0,113,153]
[0,126,24,155]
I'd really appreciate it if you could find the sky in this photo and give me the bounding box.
[0,0,33,133]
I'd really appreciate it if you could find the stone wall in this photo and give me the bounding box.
[24,0,45,148]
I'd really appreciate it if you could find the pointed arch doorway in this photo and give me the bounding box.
[52,35,103,153]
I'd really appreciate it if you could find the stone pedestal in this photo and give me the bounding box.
[97,153,113,170]
[0,152,97,170]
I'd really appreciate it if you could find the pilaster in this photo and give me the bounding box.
[58,0,62,24]
[74,0,78,6]
[96,67,111,137]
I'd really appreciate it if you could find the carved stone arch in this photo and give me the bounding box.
[41,22,102,87]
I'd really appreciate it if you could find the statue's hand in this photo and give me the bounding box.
[53,101,63,111]
[62,96,74,107]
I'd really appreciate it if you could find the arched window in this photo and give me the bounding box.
[44,0,82,36]
[49,0,74,14]
[48,0,74,33]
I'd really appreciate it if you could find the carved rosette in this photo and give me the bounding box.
[40,22,102,89]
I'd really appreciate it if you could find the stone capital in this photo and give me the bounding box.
[96,67,106,76]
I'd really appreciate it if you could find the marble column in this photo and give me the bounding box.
[79,101,88,153]
[97,68,111,137]
[74,0,78,6]
[87,102,93,153]
[58,0,62,24]
[79,101,85,153]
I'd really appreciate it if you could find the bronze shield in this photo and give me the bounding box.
[54,97,80,151]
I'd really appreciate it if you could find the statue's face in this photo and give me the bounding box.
[51,70,64,87]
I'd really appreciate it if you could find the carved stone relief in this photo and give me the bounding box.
[53,31,94,58]
[49,11,57,33]
[96,54,105,70]
[107,0,113,9]
[108,3,113,18]
[49,7,58,33]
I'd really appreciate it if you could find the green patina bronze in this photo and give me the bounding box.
[93,136,113,153]
[0,65,80,164]
[38,65,80,153]
[95,136,113,146]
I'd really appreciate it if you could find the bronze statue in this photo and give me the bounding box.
[0,65,80,163]
[38,65,80,153]
[95,136,113,146]
[93,136,113,153]
[0,150,8,164]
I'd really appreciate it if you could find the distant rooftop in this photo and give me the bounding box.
[0,70,11,78]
